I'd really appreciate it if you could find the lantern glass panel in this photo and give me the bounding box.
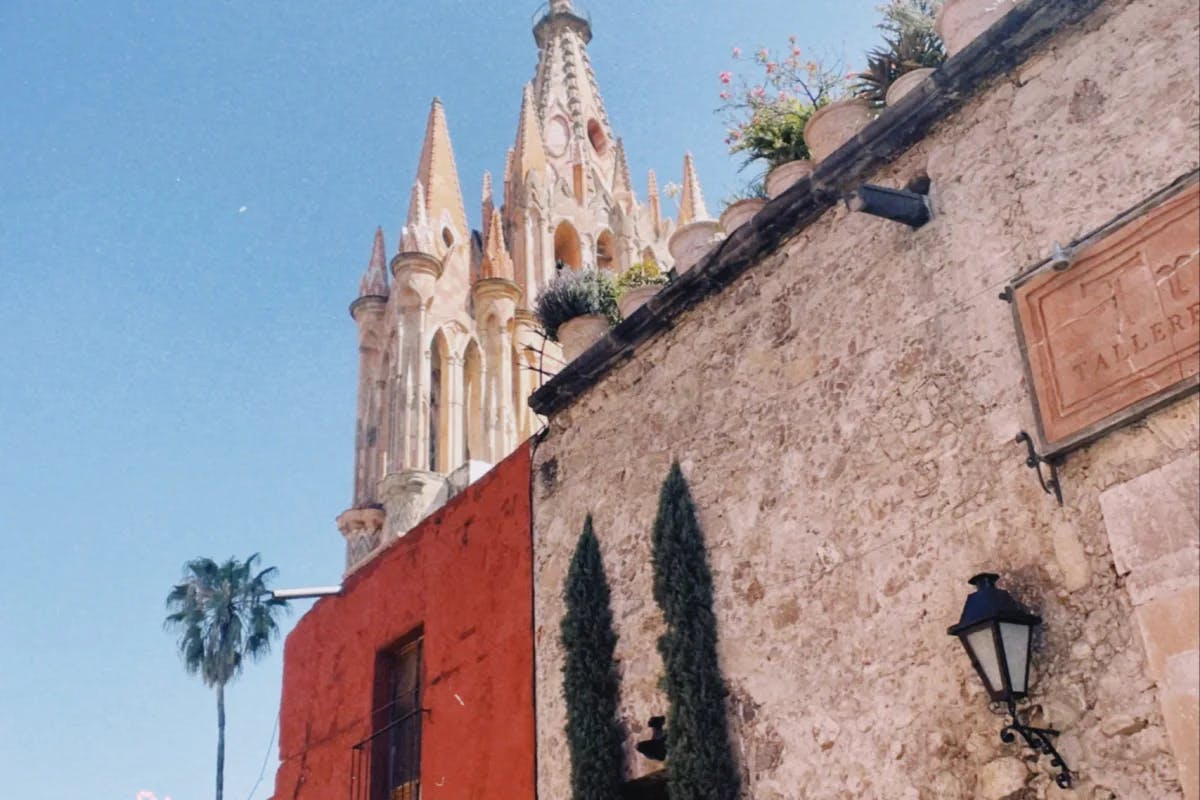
[1000,621,1032,695]
[965,626,1003,695]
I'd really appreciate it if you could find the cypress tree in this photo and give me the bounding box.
[561,515,626,800]
[652,463,740,800]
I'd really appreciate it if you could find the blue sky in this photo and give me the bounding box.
[0,1,881,797]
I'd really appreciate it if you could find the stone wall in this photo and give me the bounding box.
[530,1,1200,798]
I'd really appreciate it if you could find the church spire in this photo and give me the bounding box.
[677,153,710,226]
[413,98,469,251]
[359,226,389,298]
[531,0,615,187]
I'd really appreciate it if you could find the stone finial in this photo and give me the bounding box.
[359,226,389,298]
[414,97,469,249]
[647,169,662,233]
[480,208,515,281]
[677,153,711,226]
[511,83,547,186]
[401,179,433,254]
[481,171,495,244]
[612,138,633,198]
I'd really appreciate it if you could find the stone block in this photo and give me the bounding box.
[1162,649,1200,800]
[975,756,1029,800]
[1100,453,1200,605]
[1134,587,1200,680]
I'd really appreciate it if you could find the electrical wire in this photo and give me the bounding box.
[245,711,280,800]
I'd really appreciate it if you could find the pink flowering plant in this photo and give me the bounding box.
[718,37,846,170]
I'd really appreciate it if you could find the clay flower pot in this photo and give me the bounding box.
[764,159,814,199]
[803,99,873,163]
[557,313,610,362]
[668,220,724,273]
[617,284,662,319]
[936,0,1016,57]
[885,67,937,106]
[719,198,767,233]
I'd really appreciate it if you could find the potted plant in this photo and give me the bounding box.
[936,0,1015,57]
[719,181,767,234]
[533,267,619,362]
[668,220,724,273]
[802,97,873,163]
[615,259,669,318]
[852,1,946,107]
[719,40,844,197]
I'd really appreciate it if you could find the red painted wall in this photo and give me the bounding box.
[271,444,534,800]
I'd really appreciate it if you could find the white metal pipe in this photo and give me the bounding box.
[272,585,343,600]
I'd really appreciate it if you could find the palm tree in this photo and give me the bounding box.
[165,554,288,800]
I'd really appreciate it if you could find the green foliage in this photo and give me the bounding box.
[853,0,946,107]
[165,553,287,688]
[651,464,740,800]
[717,38,846,171]
[561,517,625,800]
[165,553,288,800]
[534,267,619,342]
[730,98,818,168]
[615,260,668,296]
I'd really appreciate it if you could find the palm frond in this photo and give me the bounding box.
[163,554,289,689]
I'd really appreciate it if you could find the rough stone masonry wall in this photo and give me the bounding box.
[531,1,1200,798]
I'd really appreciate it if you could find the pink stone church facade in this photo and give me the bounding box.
[335,0,711,571]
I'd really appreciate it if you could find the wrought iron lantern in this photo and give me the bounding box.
[948,573,1073,789]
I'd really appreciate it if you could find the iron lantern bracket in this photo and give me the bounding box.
[1001,699,1073,789]
[1015,432,1063,505]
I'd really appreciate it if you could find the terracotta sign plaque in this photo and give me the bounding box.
[1011,179,1200,455]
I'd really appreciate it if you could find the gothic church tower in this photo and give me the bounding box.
[337,0,706,570]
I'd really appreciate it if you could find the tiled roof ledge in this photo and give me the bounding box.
[530,0,1108,417]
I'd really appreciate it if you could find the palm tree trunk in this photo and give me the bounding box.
[216,681,226,800]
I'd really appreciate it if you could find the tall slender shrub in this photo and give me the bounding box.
[561,516,625,800]
[652,463,740,800]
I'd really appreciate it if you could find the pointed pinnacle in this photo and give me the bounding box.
[481,171,495,245]
[512,83,547,184]
[480,208,514,281]
[677,153,710,225]
[401,180,430,253]
[414,97,469,248]
[647,169,662,232]
[612,138,633,196]
[359,226,389,298]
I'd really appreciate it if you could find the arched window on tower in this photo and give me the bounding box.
[596,230,615,271]
[553,221,582,270]
[462,340,484,462]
